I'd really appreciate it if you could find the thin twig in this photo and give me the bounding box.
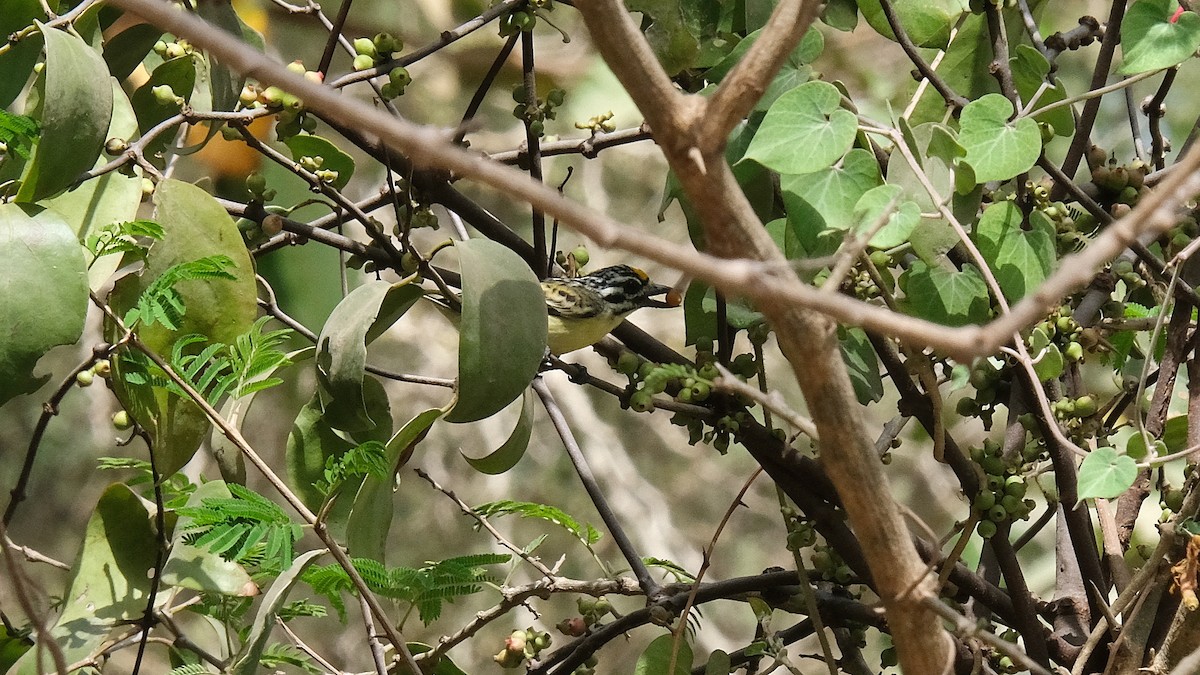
[532,377,661,599]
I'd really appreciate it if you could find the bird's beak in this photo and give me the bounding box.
[640,283,682,308]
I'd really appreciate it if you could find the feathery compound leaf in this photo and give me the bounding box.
[302,554,509,625]
[124,255,237,330]
[317,440,388,496]
[473,499,603,546]
[228,316,294,397]
[85,220,165,262]
[0,110,39,159]
[177,484,300,570]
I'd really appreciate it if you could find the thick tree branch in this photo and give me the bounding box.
[703,0,824,142]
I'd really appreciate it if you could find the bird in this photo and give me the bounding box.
[542,264,678,354]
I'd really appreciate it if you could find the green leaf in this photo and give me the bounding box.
[445,239,546,423]
[228,550,324,675]
[195,1,264,113]
[626,0,716,74]
[1126,415,1190,460]
[102,22,163,82]
[973,201,1056,300]
[345,408,442,562]
[781,148,883,258]
[8,485,157,675]
[958,94,1041,183]
[130,55,197,162]
[316,281,423,431]
[822,0,858,31]
[899,260,990,326]
[840,327,883,404]
[635,634,693,675]
[16,23,113,201]
[107,179,257,475]
[162,480,259,596]
[472,500,602,547]
[213,344,312,485]
[1120,0,1200,74]
[704,650,732,675]
[852,184,921,249]
[403,644,468,675]
[0,0,44,108]
[1032,343,1064,381]
[285,135,356,190]
[0,204,88,407]
[43,81,143,291]
[1011,44,1074,137]
[858,0,967,48]
[287,392,354,510]
[462,386,536,474]
[743,81,858,175]
[705,28,821,110]
[1077,446,1138,500]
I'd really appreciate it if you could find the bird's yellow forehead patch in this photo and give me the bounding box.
[631,267,649,282]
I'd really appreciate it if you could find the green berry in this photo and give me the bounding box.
[629,390,654,412]
[973,491,997,511]
[388,66,411,88]
[76,370,95,387]
[616,351,640,375]
[352,54,375,71]
[1004,476,1027,498]
[104,137,128,155]
[112,410,132,430]
[976,520,997,538]
[570,245,590,267]
[152,84,180,106]
[987,504,1008,522]
[353,37,376,58]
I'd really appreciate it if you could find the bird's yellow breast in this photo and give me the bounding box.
[546,313,625,355]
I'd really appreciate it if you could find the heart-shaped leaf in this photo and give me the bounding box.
[743,81,857,175]
[1120,0,1200,74]
[959,94,1041,183]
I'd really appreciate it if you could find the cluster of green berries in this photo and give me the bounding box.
[296,154,340,185]
[555,596,612,638]
[956,357,1007,430]
[236,61,323,140]
[513,85,565,138]
[499,1,553,35]
[1164,215,1200,260]
[781,506,818,552]
[1028,181,1098,255]
[615,337,758,454]
[1049,394,1097,420]
[968,439,1036,539]
[391,206,439,237]
[77,359,135,431]
[1031,309,1087,364]
[493,627,552,669]
[574,110,617,134]
[352,34,411,100]
[810,542,854,584]
[245,172,276,203]
[1158,481,1187,524]
[152,38,194,61]
[1088,146,1149,210]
